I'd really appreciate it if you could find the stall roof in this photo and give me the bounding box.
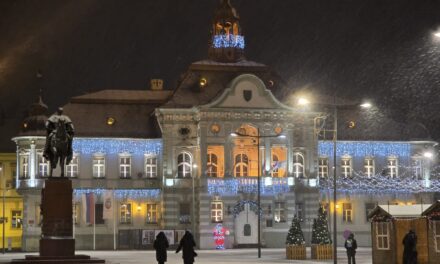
[369,204,432,219]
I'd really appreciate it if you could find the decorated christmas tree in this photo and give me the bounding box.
[311,206,332,245]
[286,215,305,245]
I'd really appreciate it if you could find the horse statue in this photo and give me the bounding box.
[43,107,74,178]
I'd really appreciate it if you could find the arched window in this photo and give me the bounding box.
[234,153,248,177]
[271,155,279,177]
[293,152,304,178]
[177,152,192,178]
[207,152,218,177]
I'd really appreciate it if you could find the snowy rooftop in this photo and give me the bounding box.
[377,204,432,218]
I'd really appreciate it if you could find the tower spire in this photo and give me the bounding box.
[208,0,245,63]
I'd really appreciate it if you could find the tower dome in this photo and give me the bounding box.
[208,0,245,63]
[19,95,48,136]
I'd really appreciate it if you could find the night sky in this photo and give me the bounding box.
[1,0,440,151]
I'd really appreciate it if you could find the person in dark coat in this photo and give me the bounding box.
[344,233,358,264]
[153,232,169,264]
[403,229,417,264]
[176,231,197,264]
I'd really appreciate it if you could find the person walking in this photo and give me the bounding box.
[176,231,197,264]
[344,233,358,264]
[153,232,169,264]
[403,229,417,264]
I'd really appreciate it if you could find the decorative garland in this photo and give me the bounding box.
[73,188,161,201]
[232,200,263,218]
[207,178,290,196]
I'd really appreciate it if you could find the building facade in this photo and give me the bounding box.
[12,0,439,251]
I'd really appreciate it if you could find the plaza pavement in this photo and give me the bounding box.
[0,247,372,264]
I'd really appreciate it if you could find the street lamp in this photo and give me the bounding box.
[230,129,285,258]
[1,164,4,254]
[192,163,197,236]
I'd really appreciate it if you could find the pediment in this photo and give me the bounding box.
[201,74,292,110]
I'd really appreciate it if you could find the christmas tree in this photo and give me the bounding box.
[286,215,305,245]
[311,206,332,245]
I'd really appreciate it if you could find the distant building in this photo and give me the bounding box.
[13,0,439,251]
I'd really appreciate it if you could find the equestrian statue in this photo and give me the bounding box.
[43,107,74,177]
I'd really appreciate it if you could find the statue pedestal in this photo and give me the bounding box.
[11,178,105,264]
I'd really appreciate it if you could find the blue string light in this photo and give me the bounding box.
[72,138,162,155]
[73,188,161,200]
[318,141,411,158]
[212,34,245,49]
[207,178,290,196]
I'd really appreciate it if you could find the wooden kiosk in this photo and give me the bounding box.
[369,202,440,264]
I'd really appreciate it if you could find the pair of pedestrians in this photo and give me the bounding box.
[153,231,197,264]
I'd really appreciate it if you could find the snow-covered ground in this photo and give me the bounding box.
[0,247,372,264]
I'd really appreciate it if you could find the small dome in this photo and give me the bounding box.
[18,96,48,136]
[213,0,240,22]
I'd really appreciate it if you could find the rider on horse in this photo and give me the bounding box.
[43,107,75,169]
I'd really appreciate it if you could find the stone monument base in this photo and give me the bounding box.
[40,238,75,257]
[11,255,105,263]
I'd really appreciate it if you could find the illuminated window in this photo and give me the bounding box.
[73,203,80,225]
[120,203,131,224]
[11,210,22,229]
[271,146,286,177]
[293,152,304,178]
[93,155,105,178]
[343,203,353,223]
[318,157,329,178]
[179,203,191,224]
[364,157,375,178]
[66,155,79,177]
[211,200,223,223]
[146,203,158,224]
[145,155,157,178]
[433,220,440,252]
[274,202,286,223]
[341,156,352,178]
[412,156,422,179]
[177,152,192,178]
[20,154,29,178]
[387,156,398,178]
[375,222,390,250]
[207,152,218,177]
[38,153,50,177]
[234,153,249,177]
[119,155,131,178]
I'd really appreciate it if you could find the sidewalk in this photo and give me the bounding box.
[0,247,372,264]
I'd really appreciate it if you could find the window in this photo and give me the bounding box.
[433,220,440,253]
[271,155,279,177]
[365,203,376,222]
[119,156,131,178]
[179,203,191,224]
[211,200,223,223]
[293,152,305,178]
[145,155,157,178]
[375,222,390,250]
[177,152,192,178]
[318,158,329,178]
[93,156,105,178]
[11,210,22,229]
[95,203,105,224]
[20,154,29,178]
[387,157,398,178]
[412,156,422,179]
[38,154,50,177]
[234,153,248,177]
[66,155,79,177]
[295,203,304,220]
[364,157,375,178]
[341,157,352,178]
[274,202,286,223]
[343,203,353,223]
[73,203,80,224]
[120,203,132,224]
[207,152,218,177]
[146,203,158,224]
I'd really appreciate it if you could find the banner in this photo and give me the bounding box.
[103,190,113,219]
[82,193,95,224]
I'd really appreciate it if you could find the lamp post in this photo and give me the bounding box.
[231,129,285,258]
[1,164,4,254]
[192,164,197,237]
[332,104,337,264]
